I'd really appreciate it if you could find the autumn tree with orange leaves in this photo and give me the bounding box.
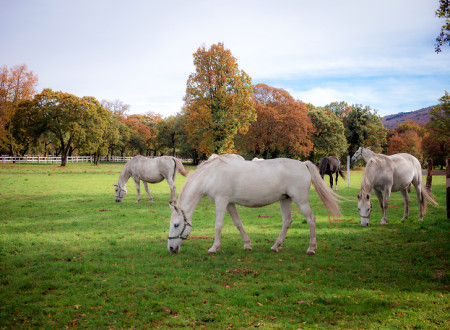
[0,64,38,154]
[183,43,255,156]
[239,84,314,159]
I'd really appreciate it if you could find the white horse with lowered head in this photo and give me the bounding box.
[167,157,343,255]
[114,155,188,203]
[357,153,437,226]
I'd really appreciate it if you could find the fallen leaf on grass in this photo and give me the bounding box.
[227,268,257,275]
[257,215,270,218]
[161,307,172,314]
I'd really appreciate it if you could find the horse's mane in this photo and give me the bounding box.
[318,157,329,176]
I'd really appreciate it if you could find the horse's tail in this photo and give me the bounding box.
[420,185,438,215]
[338,167,346,180]
[305,161,343,220]
[173,157,189,177]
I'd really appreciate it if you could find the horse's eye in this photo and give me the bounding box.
[174,223,179,228]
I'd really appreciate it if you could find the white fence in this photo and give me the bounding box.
[1,155,133,164]
[1,155,192,164]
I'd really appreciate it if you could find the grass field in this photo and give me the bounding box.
[0,162,448,328]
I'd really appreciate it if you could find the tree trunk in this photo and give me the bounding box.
[426,159,433,194]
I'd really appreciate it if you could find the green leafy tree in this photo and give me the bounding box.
[429,91,450,139]
[423,91,450,167]
[308,108,348,162]
[183,43,255,155]
[30,89,109,166]
[343,104,387,157]
[435,0,450,53]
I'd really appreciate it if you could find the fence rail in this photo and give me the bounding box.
[1,155,193,164]
[0,155,135,164]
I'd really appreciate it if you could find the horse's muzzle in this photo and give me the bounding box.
[168,245,180,253]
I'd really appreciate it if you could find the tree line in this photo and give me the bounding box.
[1,45,448,167]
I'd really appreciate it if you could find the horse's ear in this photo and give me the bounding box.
[169,203,179,213]
[113,184,118,187]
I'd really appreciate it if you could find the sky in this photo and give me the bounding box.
[1,0,449,118]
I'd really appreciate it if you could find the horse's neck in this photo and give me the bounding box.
[178,178,203,219]
[363,149,376,162]
[118,166,131,186]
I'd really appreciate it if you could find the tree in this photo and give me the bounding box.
[428,91,450,139]
[322,101,351,119]
[31,89,107,166]
[156,114,187,156]
[0,64,38,154]
[308,108,348,162]
[435,0,450,53]
[183,43,255,155]
[77,97,119,165]
[343,104,387,157]
[423,91,450,167]
[387,130,423,162]
[239,84,314,159]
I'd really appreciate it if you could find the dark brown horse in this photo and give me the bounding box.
[318,156,345,190]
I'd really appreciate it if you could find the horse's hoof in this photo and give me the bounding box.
[208,248,217,254]
[270,246,279,252]
[244,245,252,251]
[306,250,315,256]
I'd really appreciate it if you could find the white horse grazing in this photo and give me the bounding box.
[167,157,342,255]
[351,146,376,163]
[114,156,188,203]
[357,153,437,226]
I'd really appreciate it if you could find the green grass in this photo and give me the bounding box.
[0,163,448,328]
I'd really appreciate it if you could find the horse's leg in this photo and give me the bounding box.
[142,181,154,203]
[329,174,334,190]
[165,176,177,204]
[400,188,409,220]
[133,178,141,203]
[271,198,293,252]
[335,172,338,191]
[380,187,391,225]
[413,181,424,221]
[227,203,252,251]
[208,198,228,254]
[294,198,317,255]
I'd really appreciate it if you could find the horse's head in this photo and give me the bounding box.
[351,147,363,163]
[167,203,192,253]
[357,192,372,226]
[114,183,127,202]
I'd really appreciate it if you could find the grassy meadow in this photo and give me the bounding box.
[0,162,448,328]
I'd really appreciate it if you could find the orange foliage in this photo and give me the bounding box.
[243,84,314,158]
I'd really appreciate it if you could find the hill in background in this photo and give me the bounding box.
[382,106,435,130]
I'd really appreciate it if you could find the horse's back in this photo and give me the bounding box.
[201,158,312,207]
[128,156,168,182]
[373,153,422,191]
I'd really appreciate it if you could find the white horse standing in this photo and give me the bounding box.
[357,153,437,226]
[167,157,342,255]
[114,156,188,203]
